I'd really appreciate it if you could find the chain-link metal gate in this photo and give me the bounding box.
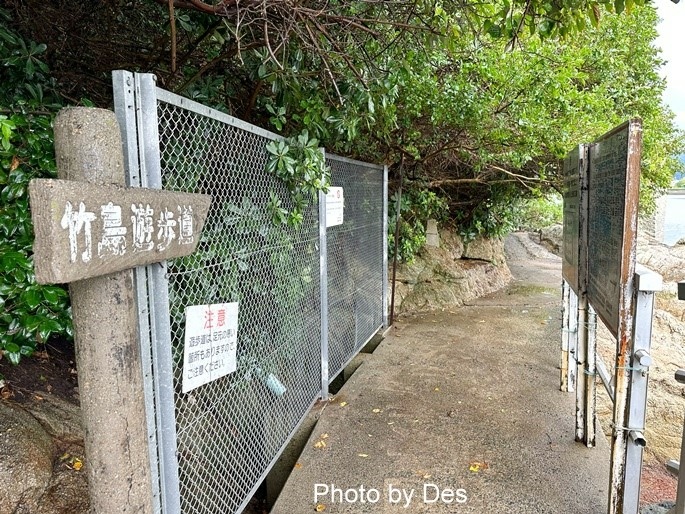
[325,154,387,381]
[113,71,387,514]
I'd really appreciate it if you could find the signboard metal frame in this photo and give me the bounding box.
[586,120,642,338]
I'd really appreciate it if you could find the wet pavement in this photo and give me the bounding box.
[271,233,611,513]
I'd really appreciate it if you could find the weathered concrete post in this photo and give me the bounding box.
[53,107,154,513]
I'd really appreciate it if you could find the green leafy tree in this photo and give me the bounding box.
[2,0,683,364]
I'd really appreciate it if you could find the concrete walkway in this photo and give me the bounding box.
[272,233,610,513]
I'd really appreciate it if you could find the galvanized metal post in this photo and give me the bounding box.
[112,69,162,512]
[319,178,329,400]
[621,266,661,512]
[135,72,183,513]
[382,165,389,328]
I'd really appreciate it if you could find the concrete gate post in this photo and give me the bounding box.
[52,107,153,513]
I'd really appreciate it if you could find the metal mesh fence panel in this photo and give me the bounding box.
[326,154,385,380]
[117,72,386,513]
[154,92,322,514]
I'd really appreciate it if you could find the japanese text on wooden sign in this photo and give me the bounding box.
[182,303,239,393]
[29,179,211,284]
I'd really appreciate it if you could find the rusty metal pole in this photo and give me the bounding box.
[389,159,404,326]
[53,107,154,514]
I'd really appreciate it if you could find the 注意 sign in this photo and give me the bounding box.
[562,146,585,294]
[586,120,642,337]
[182,302,239,393]
[29,178,211,284]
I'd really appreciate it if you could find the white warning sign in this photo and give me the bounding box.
[182,302,239,393]
[326,187,344,228]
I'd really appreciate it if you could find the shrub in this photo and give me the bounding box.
[0,9,72,365]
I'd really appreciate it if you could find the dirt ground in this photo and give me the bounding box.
[0,337,79,405]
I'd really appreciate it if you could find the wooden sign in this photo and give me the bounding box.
[586,120,642,337]
[29,178,211,284]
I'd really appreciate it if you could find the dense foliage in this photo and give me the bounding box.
[1,0,683,361]
[0,11,72,365]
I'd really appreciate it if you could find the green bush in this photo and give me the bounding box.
[0,9,72,365]
[388,187,449,263]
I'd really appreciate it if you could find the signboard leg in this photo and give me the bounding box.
[608,329,632,514]
[54,108,153,514]
[568,288,578,393]
[561,281,570,392]
[585,304,597,448]
[576,295,588,443]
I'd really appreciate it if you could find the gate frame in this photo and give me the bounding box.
[113,70,388,514]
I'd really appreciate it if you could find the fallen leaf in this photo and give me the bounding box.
[0,386,12,400]
[60,453,84,471]
[315,503,326,512]
[469,461,489,473]
[10,155,20,172]
[339,401,348,407]
[372,408,381,413]
[321,433,329,439]
[434,387,440,392]
[314,440,326,449]
[34,395,44,401]
[294,462,303,469]
[358,453,369,458]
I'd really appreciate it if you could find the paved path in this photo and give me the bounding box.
[272,233,610,513]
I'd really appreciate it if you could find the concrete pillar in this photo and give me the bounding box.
[426,219,440,247]
[53,107,153,514]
